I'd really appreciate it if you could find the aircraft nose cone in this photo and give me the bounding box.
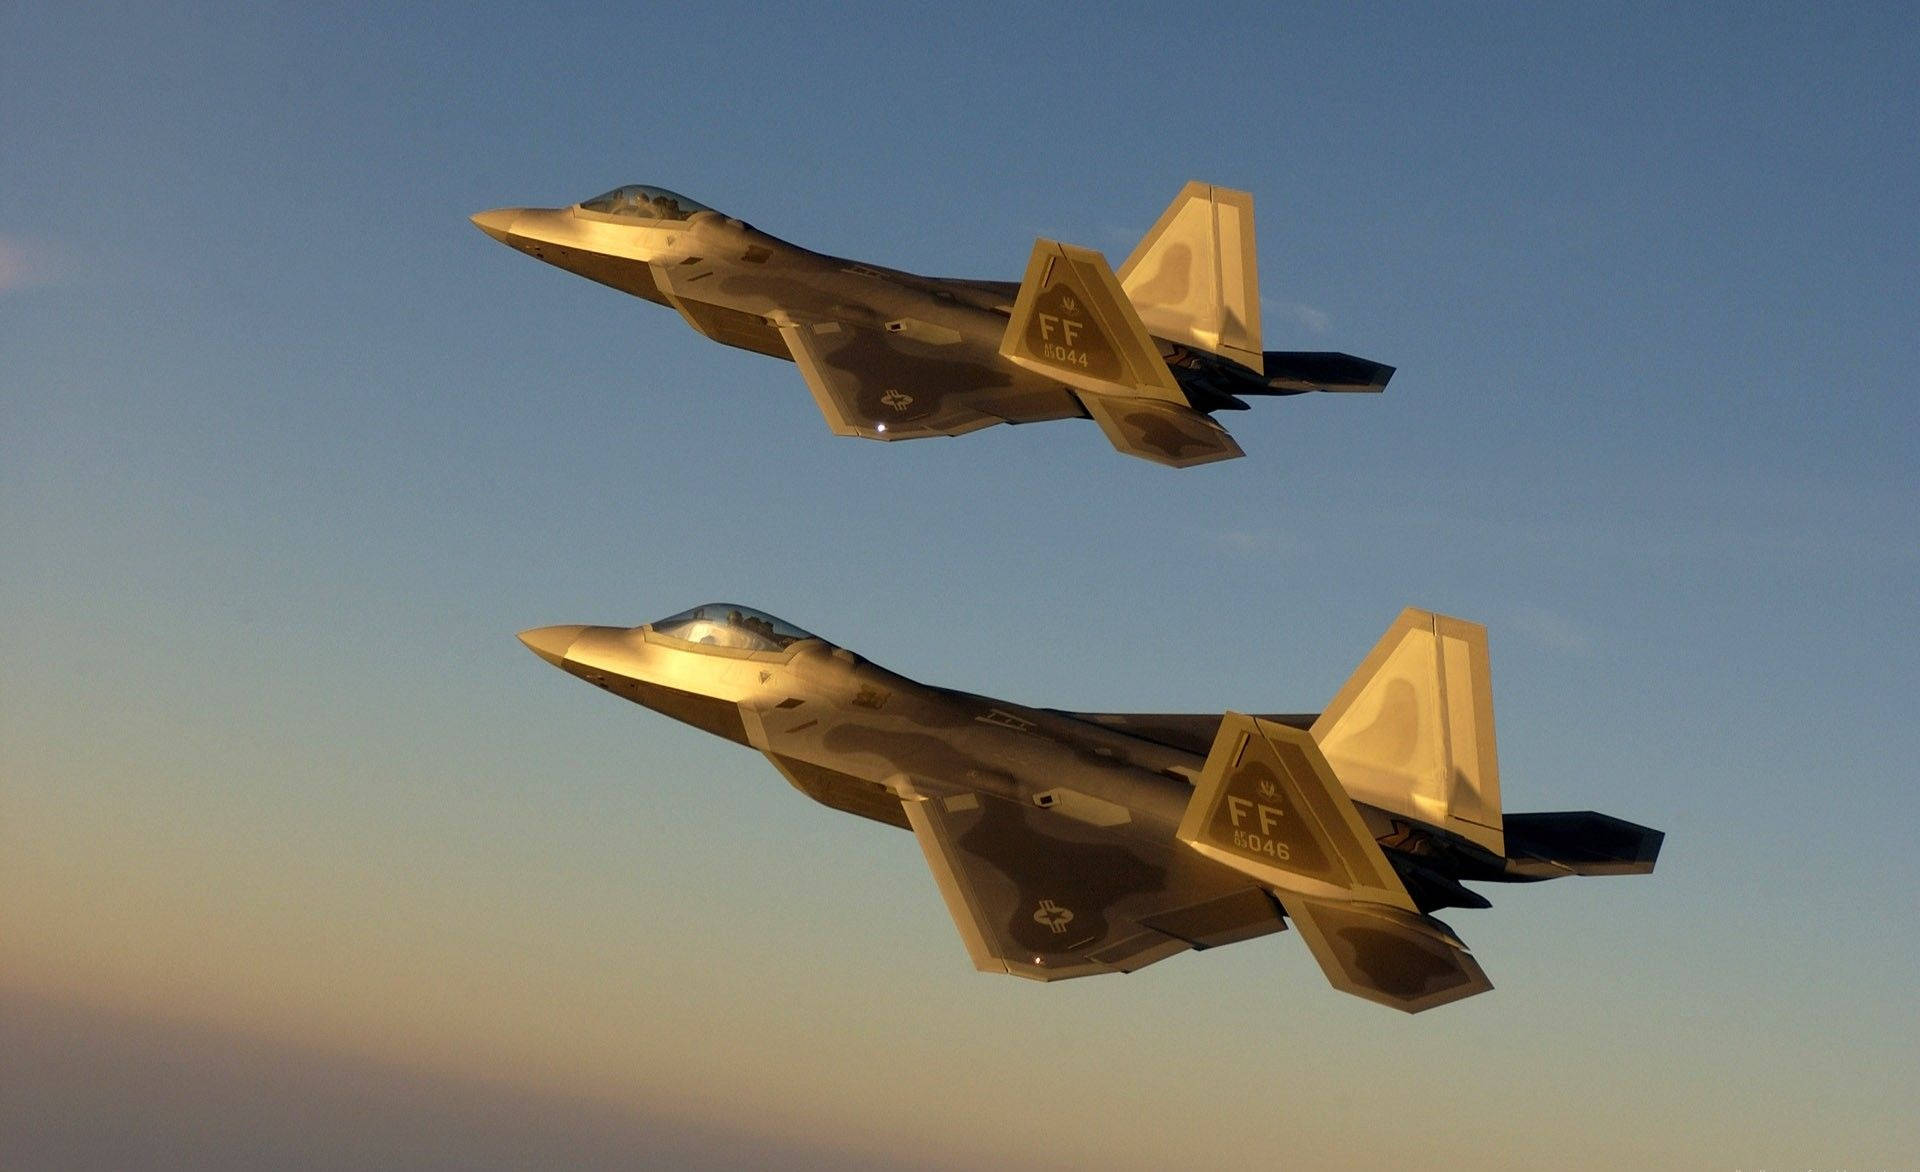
[470,208,519,244]
[518,624,586,668]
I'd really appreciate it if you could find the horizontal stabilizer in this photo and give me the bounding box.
[1277,894,1493,1013]
[1502,811,1665,878]
[1261,351,1395,394]
[1079,394,1243,468]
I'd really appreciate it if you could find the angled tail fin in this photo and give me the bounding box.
[1000,239,1183,403]
[1177,713,1415,908]
[1118,182,1263,372]
[1311,609,1505,855]
[1000,240,1243,467]
[1176,713,1492,1012]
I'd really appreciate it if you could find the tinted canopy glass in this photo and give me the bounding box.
[578,185,713,222]
[650,604,816,652]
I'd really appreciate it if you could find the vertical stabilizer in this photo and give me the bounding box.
[1311,610,1504,855]
[1000,240,1183,402]
[999,239,1245,467]
[1177,713,1415,908]
[1176,712,1494,1012]
[1118,182,1263,372]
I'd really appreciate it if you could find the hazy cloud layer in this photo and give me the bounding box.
[0,991,939,1172]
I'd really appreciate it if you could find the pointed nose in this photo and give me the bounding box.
[518,624,587,668]
[470,208,520,244]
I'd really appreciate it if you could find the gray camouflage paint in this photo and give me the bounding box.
[517,607,1663,1012]
[472,183,1392,467]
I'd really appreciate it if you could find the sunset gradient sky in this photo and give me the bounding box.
[5,4,1917,1168]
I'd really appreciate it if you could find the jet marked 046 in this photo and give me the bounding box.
[519,605,1662,1012]
[473,182,1394,467]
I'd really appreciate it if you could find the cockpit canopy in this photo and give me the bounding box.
[649,604,817,652]
[577,185,714,222]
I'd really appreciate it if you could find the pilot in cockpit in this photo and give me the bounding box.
[578,185,713,224]
[649,604,816,652]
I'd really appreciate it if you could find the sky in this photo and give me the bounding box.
[3,3,1916,1168]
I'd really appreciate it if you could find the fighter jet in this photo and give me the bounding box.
[472,182,1392,467]
[519,605,1661,1012]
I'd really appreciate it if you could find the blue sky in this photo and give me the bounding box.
[4,4,1916,1168]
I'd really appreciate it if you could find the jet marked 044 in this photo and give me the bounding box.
[519,605,1662,1012]
[473,182,1394,467]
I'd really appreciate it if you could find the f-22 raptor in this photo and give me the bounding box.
[473,182,1392,467]
[520,606,1661,1012]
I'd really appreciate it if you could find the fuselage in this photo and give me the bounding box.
[516,603,1664,1008]
[472,199,1075,410]
[522,616,1200,835]
[474,181,1399,467]
[517,608,1525,911]
[470,185,1313,442]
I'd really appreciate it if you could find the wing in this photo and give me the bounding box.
[775,319,1075,442]
[902,785,1285,981]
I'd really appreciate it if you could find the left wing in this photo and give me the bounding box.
[902,785,1285,981]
